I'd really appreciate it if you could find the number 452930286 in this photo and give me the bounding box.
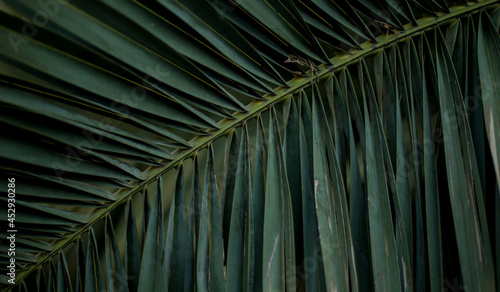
[7,178,15,227]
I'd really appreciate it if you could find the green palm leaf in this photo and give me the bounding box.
[1,0,500,291]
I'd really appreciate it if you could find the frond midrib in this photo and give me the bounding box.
[10,0,499,288]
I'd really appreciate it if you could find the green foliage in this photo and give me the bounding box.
[1,0,500,291]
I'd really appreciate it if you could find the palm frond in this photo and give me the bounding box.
[1,0,500,291]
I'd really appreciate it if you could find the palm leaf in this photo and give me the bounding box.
[1,0,500,291]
